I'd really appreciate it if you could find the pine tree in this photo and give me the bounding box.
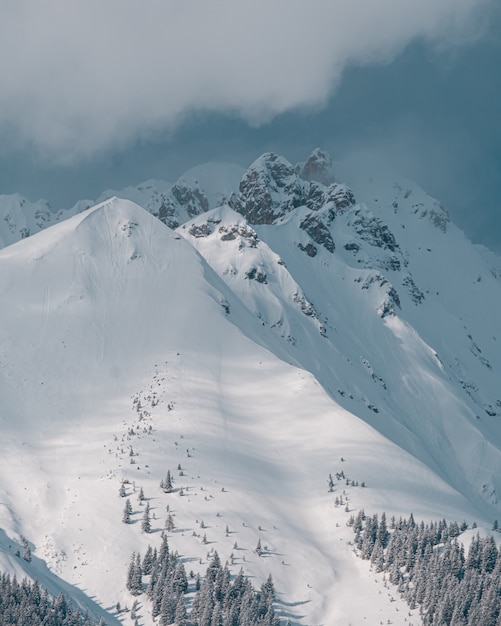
[162,470,173,493]
[142,502,151,533]
[261,574,276,601]
[22,539,32,562]
[119,482,126,497]
[175,594,188,626]
[256,539,263,556]
[328,473,334,492]
[122,498,133,524]
[173,562,188,594]
[159,584,177,626]
[165,513,175,531]
[127,552,143,596]
[142,545,154,575]
[210,600,224,626]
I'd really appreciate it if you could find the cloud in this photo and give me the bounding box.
[0,0,494,162]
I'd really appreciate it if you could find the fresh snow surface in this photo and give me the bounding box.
[0,154,500,626]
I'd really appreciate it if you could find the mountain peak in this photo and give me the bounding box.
[234,151,352,226]
[297,148,336,185]
[1,149,501,626]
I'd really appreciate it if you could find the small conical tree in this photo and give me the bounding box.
[142,545,154,575]
[328,473,334,492]
[165,513,175,532]
[261,574,275,601]
[22,540,32,563]
[122,498,133,524]
[256,539,262,556]
[162,470,173,493]
[142,503,151,533]
[119,482,126,497]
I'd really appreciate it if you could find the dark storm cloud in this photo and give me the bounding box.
[0,0,494,162]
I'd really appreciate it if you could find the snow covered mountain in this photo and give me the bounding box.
[0,151,500,625]
[0,162,244,248]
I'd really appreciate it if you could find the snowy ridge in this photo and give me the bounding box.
[179,205,326,343]
[0,193,90,249]
[0,152,500,625]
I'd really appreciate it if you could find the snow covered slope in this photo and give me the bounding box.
[180,152,501,523]
[0,152,500,625]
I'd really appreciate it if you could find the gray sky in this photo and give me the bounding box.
[0,1,500,253]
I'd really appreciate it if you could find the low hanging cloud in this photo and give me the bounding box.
[0,0,493,162]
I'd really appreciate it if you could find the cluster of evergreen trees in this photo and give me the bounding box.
[127,533,283,626]
[350,511,501,625]
[0,572,104,626]
[189,553,280,626]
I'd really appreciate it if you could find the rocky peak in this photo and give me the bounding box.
[234,151,355,226]
[297,148,335,186]
[235,153,307,224]
[139,179,210,229]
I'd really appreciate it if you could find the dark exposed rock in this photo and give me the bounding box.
[245,267,268,284]
[149,195,180,229]
[413,201,450,232]
[402,276,425,304]
[298,242,318,257]
[234,151,355,226]
[171,182,209,218]
[293,292,318,318]
[380,255,401,271]
[344,242,360,253]
[218,224,258,247]
[350,208,399,252]
[359,272,401,317]
[323,184,356,212]
[235,153,307,224]
[297,148,336,186]
[188,223,212,238]
[300,213,335,253]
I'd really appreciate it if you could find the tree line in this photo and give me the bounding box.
[0,572,104,626]
[350,511,501,625]
[127,533,284,626]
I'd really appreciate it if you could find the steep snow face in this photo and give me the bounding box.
[179,205,326,344]
[177,150,501,521]
[0,198,274,428]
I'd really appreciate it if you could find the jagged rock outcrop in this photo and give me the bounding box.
[296,148,336,186]
[234,150,356,227]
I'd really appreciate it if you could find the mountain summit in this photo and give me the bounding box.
[0,151,500,625]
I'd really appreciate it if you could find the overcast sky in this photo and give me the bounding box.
[1,1,500,253]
